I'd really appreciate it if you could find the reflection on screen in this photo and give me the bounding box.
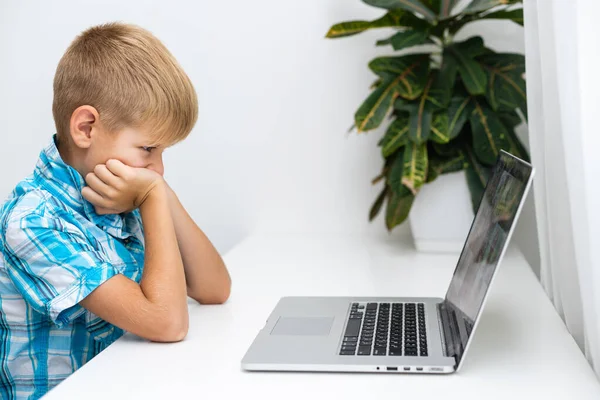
[444,152,532,366]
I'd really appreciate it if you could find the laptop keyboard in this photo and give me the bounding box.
[339,302,428,357]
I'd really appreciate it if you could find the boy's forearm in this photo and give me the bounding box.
[138,181,189,327]
[165,183,231,304]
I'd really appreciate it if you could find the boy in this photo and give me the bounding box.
[0,22,231,399]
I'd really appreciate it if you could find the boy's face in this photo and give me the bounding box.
[84,126,166,177]
[61,106,169,184]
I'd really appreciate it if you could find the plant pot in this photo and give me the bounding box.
[408,171,474,253]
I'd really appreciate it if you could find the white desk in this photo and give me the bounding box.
[44,234,600,399]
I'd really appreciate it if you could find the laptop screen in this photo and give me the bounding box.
[443,150,533,367]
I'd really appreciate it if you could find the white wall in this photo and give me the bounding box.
[0,0,538,270]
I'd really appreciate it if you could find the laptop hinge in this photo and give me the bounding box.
[437,302,458,361]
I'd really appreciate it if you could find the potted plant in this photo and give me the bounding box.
[326,0,529,252]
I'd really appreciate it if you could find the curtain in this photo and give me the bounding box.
[523,0,600,378]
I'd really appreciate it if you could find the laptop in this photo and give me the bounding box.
[241,150,534,374]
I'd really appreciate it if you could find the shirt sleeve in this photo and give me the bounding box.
[3,210,119,328]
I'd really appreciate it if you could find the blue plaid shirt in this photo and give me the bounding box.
[0,134,145,399]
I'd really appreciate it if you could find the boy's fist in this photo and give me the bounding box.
[82,159,164,215]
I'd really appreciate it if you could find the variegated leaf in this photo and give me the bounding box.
[431,112,450,143]
[478,53,527,120]
[448,37,487,95]
[355,78,398,132]
[369,186,389,221]
[380,114,410,156]
[369,55,430,100]
[427,149,467,182]
[470,99,511,165]
[377,29,433,51]
[326,12,404,38]
[401,142,428,194]
[385,187,415,230]
[427,56,457,108]
[402,76,435,144]
[388,147,406,195]
[447,95,473,139]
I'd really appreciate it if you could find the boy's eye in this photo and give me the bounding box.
[141,146,156,153]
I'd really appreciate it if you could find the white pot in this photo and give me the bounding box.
[408,171,474,253]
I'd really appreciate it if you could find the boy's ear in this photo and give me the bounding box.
[70,105,100,149]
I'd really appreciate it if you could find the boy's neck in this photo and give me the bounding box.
[57,140,86,180]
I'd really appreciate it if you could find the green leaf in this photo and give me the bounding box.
[429,94,471,145]
[369,54,430,100]
[498,110,522,129]
[370,78,383,89]
[477,53,525,74]
[505,128,529,162]
[355,79,398,132]
[388,147,406,194]
[453,36,488,58]
[369,186,389,221]
[364,0,438,23]
[432,138,462,157]
[385,187,415,230]
[447,95,473,139]
[380,114,410,156]
[427,55,458,108]
[326,12,403,38]
[377,30,433,51]
[409,103,433,144]
[426,0,460,18]
[484,69,526,113]
[479,8,523,25]
[431,112,449,143]
[402,142,428,194]
[437,0,460,18]
[394,9,435,31]
[464,145,491,212]
[464,0,521,14]
[498,113,530,162]
[394,96,409,111]
[469,98,511,165]
[404,77,435,144]
[478,53,527,119]
[449,48,487,95]
[427,148,467,182]
[376,37,393,46]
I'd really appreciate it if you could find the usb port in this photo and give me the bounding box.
[403,367,411,371]
[416,367,423,371]
[386,367,398,371]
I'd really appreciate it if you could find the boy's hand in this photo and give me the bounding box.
[82,159,164,215]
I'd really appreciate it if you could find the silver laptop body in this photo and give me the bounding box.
[242,150,534,374]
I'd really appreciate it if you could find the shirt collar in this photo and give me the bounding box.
[34,134,134,239]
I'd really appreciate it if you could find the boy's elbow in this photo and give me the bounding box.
[213,285,231,304]
[154,311,189,342]
[199,289,230,305]
[216,279,231,304]
[161,318,189,342]
[193,279,231,305]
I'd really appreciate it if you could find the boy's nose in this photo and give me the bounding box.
[148,160,164,176]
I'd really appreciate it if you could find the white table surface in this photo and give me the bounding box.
[44,233,600,399]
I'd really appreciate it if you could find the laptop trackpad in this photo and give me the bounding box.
[271,317,334,336]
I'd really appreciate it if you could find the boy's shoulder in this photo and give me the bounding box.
[1,176,66,231]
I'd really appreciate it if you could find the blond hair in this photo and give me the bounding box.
[52,22,198,148]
